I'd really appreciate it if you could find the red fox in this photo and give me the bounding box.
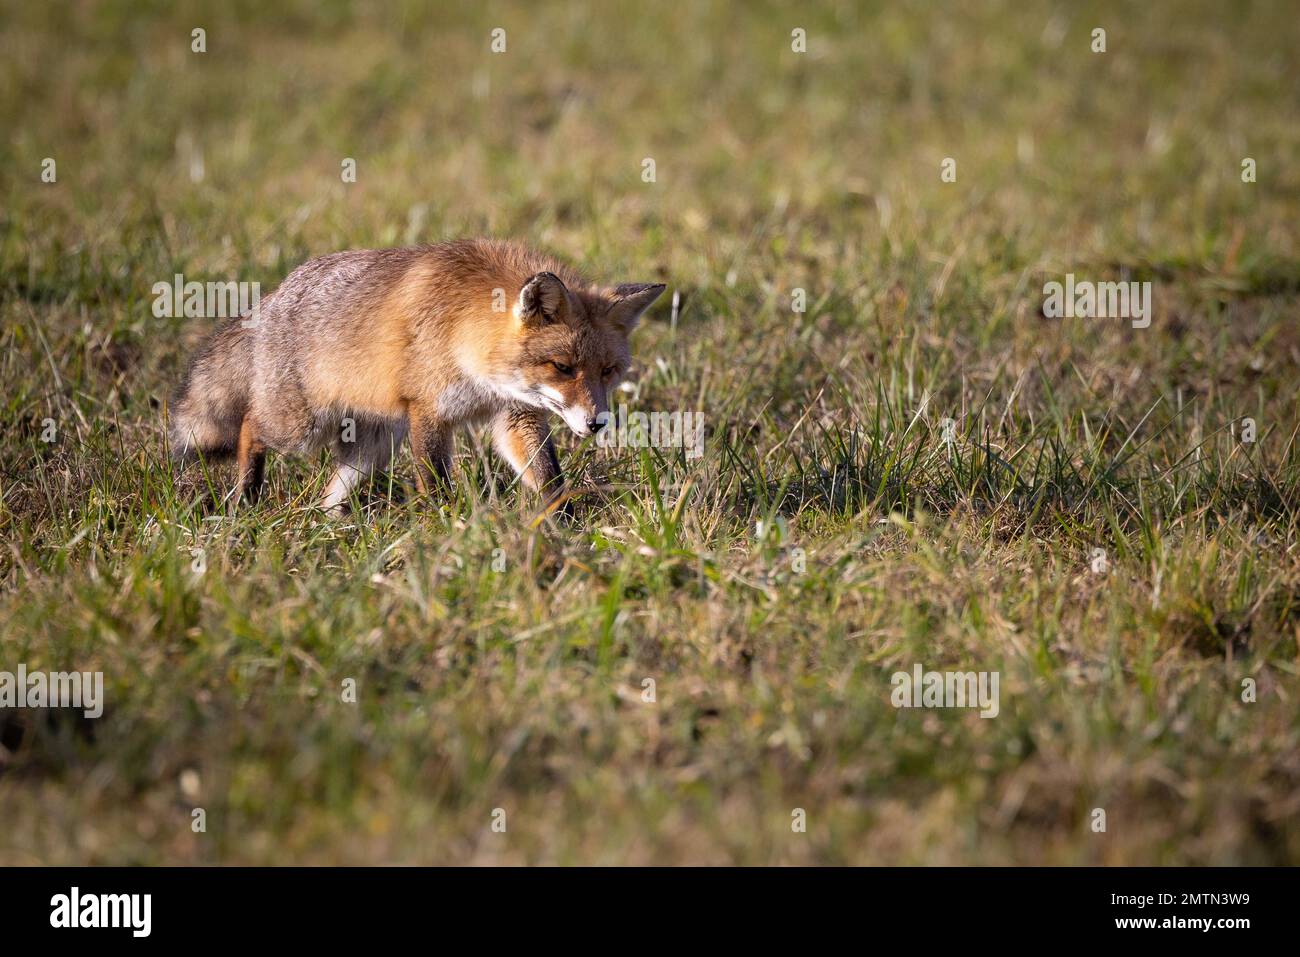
[169,240,664,512]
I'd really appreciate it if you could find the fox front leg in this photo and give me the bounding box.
[406,402,454,496]
[492,406,566,509]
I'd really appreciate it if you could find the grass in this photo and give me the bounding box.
[1,0,1299,864]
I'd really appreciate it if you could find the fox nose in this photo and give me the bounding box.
[587,416,605,434]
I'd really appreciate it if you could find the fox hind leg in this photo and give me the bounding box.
[321,418,404,514]
[235,416,266,504]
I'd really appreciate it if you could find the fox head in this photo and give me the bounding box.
[506,272,665,436]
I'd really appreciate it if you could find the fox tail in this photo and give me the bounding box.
[169,319,253,462]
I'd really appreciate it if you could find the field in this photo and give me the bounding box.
[2,0,1299,864]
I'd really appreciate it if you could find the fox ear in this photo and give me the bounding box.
[516,272,570,326]
[608,282,666,332]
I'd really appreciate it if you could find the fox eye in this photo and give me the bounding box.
[602,365,618,378]
[551,361,574,376]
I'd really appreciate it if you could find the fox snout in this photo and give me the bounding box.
[559,386,609,437]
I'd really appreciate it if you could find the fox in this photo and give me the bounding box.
[169,239,665,513]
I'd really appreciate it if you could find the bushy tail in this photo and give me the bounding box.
[169,319,252,462]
